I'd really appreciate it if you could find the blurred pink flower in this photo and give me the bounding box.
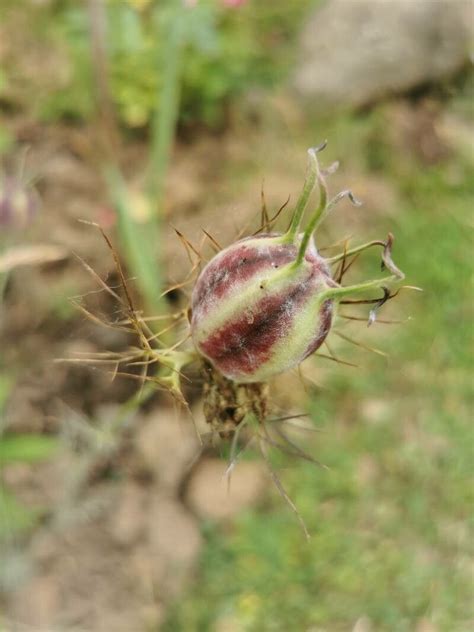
[183,0,247,9]
[222,0,247,7]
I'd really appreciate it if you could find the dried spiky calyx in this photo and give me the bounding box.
[202,361,269,439]
[191,143,404,384]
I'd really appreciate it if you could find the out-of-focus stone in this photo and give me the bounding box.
[8,573,60,630]
[110,482,148,546]
[7,521,157,632]
[360,398,391,424]
[147,494,202,600]
[135,411,200,491]
[293,0,473,110]
[185,457,267,521]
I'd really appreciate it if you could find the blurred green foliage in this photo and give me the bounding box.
[0,434,59,464]
[0,376,58,540]
[2,0,313,129]
[162,107,474,630]
[0,431,59,540]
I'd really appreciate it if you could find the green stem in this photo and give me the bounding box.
[287,145,361,267]
[283,148,318,244]
[91,4,188,318]
[327,240,386,264]
[295,157,327,265]
[321,276,398,302]
[294,189,361,267]
[105,165,163,315]
[148,9,186,204]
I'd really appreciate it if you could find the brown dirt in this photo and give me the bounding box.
[0,114,275,631]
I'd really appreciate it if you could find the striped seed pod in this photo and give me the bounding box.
[192,232,335,382]
[191,144,403,383]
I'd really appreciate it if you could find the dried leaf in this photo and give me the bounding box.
[0,244,67,273]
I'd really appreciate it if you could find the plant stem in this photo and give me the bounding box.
[105,166,163,314]
[88,2,188,316]
[321,276,397,302]
[295,167,327,265]
[148,8,186,204]
[327,240,386,264]
[283,148,318,244]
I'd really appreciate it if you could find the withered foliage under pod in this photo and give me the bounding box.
[202,361,269,440]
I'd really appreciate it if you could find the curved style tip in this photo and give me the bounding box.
[328,189,362,209]
[381,233,405,280]
[311,140,328,154]
[347,191,363,207]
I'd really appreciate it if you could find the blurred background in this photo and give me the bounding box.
[0,1,473,630]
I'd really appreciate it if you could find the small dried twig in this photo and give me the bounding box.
[258,433,310,541]
[333,330,388,357]
[201,228,223,252]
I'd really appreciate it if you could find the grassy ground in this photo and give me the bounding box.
[163,107,474,631]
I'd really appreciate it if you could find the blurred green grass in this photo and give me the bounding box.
[1,0,313,129]
[163,111,473,631]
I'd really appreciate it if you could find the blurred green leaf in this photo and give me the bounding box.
[0,434,58,464]
[105,166,163,313]
[5,0,312,129]
[0,486,38,537]
[0,376,12,411]
[0,129,14,156]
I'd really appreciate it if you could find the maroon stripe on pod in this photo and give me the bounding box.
[302,299,333,360]
[198,276,313,378]
[192,241,297,311]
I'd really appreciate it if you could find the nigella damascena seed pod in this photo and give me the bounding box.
[191,233,335,382]
[191,145,403,384]
[0,174,39,232]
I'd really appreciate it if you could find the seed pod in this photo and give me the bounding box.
[191,145,402,383]
[192,233,335,382]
